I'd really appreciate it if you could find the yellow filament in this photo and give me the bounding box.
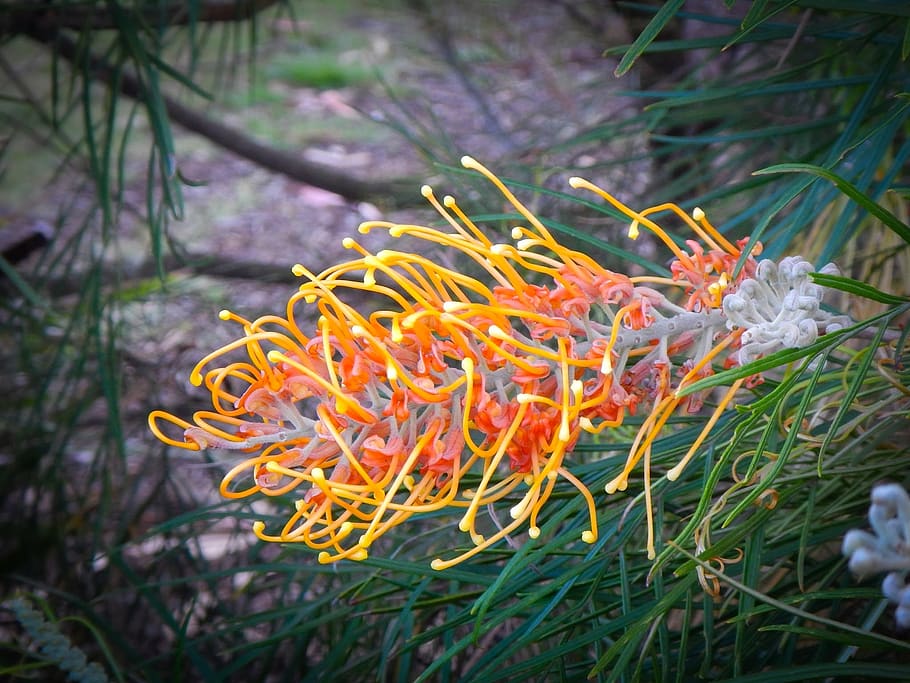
[569,177,690,263]
[188,330,298,386]
[458,402,530,542]
[558,337,572,443]
[421,184,489,247]
[441,316,552,376]
[314,404,384,494]
[432,485,540,571]
[559,466,598,543]
[637,202,726,254]
[459,357,482,448]
[667,378,744,481]
[347,322,461,403]
[191,411,259,444]
[148,411,200,450]
[359,425,441,546]
[526,473,559,535]
[443,194,494,246]
[674,330,742,395]
[644,443,655,559]
[462,156,559,245]
[693,206,739,255]
[267,350,371,423]
[319,318,342,390]
[386,223,526,291]
[605,394,675,494]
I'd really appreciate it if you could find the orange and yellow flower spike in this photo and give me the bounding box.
[151,156,848,570]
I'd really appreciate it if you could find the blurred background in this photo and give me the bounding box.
[1,1,909,681]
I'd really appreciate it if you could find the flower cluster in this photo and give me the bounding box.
[723,257,850,364]
[843,483,910,627]
[149,157,841,568]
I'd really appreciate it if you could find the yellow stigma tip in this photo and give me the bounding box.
[443,195,455,207]
[218,309,231,320]
[358,224,371,234]
[580,417,594,431]
[311,467,325,481]
[628,221,640,240]
[582,530,595,544]
[189,373,203,387]
[291,264,305,276]
[420,184,433,197]
[317,551,331,564]
[693,207,705,221]
[342,237,356,248]
[252,521,266,534]
[568,176,584,188]
[266,350,283,363]
[605,476,627,494]
[528,527,541,539]
[461,357,475,372]
[431,559,445,570]
[488,325,508,340]
[265,461,281,472]
[442,301,467,312]
[461,155,477,168]
[511,227,523,240]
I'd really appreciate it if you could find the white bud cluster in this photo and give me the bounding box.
[842,483,910,628]
[722,257,850,364]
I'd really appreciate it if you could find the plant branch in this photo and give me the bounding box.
[22,24,421,208]
[1,0,282,35]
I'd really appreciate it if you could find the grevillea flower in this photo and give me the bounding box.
[724,258,850,364]
[149,156,844,567]
[843,483,910,627]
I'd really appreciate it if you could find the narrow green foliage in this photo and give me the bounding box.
[613,0,688,77]
[3,1,909,681]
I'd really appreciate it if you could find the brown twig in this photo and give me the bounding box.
[20,19,421,207]
[1,0,282,35]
